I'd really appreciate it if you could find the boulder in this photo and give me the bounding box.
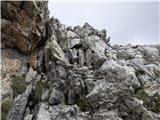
[138,46,159,62]
[85,35,107,67]
[99,60,140,91]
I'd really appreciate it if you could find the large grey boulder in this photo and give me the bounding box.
[7,84,33,120]
[85,35,107,67]
[86,80,120,110]
[99,60,140,91]
[138,46,159,62]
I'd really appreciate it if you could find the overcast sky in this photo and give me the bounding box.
[48,0,159,45]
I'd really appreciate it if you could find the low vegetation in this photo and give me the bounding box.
[75,98,86,111]
[135,89,160,114]
[1,100,12,120]
[34,80,49,102]
[154,70,160,79]
[11,76,27,97]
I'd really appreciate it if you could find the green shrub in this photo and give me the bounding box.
[34,80,49,102]
[135,89,160,113]
[1,100,12,120]
[75,98,86,111]
[11,76,27,97]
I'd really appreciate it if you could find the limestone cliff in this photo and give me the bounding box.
[1,1,49,53]
[1,1,160,120]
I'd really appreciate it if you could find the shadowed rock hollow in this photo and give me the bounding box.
[1,1,160,120]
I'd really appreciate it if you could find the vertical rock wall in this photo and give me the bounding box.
[1,1,49,54]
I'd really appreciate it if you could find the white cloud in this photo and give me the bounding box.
[48,1,159,45]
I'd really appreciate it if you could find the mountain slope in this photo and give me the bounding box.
[1,1,160,120]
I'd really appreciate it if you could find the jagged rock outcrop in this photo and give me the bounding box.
[1,1,160,120]
[1,1,49,54]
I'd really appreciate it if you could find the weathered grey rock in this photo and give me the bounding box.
[1,48,29,103]
[37,102,51,120]
[86,80,120,110]
[44,35,70,67]
[68,38,81,48]
[67,77,85,104]
[37,103,89,120]
[121,95,160,120]
[137,74,160,96]
[69,48,78,64]
[85,48,92,67]
[37,49,45,73]
[49,37,67,62]
[66,30,78,38]
[7,84,33,120]
[99,60,140,91]
[92,52,106,67]
[146,63,160,77]
[78,49,85,67]
[97,29,107,39]
[50,104,89,120]
[56,24,66,42]
[56,63,67,79]
[138,46,160,62]
[41,89,49,101]
[105,48,117,60]
[83,22,95,36]
[117,49,135,60]
[25,67,37,83]
[85,35,107,67]
[24,114,33,120]
[49,88,65,105]
[2,2,160,119]
[1,78,13,103]
[84,78,96,93]
[92,110,123,120]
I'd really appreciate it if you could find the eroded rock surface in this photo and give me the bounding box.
[1,1,160,120]
[1,1,49,53]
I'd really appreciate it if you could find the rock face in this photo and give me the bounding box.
[1,1,160,120]
[1,1,49,54]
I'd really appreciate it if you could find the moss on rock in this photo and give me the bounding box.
[135,89,160,114]
[1,100,12,120]
[11,76,27,97]
[75,98,86,111]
